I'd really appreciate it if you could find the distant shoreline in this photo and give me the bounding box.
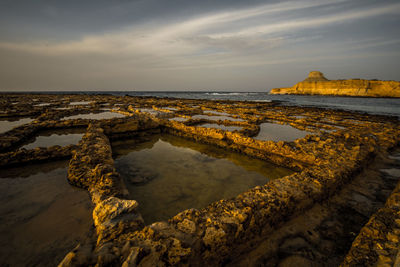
[270,71,400,98]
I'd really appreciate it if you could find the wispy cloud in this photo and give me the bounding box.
[0,0,399,70]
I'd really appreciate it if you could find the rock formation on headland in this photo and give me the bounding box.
[270,71,400,97]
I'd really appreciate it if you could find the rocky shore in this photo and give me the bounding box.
[0,93,399,266]
[270,71,400,98]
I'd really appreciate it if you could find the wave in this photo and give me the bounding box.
[204,92,259,96]
[249,99,272,102]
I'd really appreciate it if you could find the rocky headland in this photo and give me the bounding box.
[270,71,400,98]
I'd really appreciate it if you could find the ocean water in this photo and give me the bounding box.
[27,91,400,117]
[117,92,400,117]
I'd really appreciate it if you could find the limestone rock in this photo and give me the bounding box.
[270,71,400,97]
[93,196,144,244]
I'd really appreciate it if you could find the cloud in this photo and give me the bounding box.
[0,0,399,72]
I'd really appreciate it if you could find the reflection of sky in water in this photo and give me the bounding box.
[21,133,84,149]
[113,135,293,224]
[33,103,51,107]
[254,122,312,142]
[160,107,178,111]
[62,112,125,120]
[0,161,92,266]
[0,118,33,133]
[199,123,242,132]
[169,117,188,122]
[203,110,230,116]
[69,101,92,105]
[192,114,244,121]
[137,108,169,118]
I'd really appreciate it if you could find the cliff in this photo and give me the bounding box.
[270,71,400,98]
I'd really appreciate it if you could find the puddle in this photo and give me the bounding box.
[112,134,293,224]
[292,115,307,119]
[254,122,312,142]
[169,117,188,122]
[199,123,242,132]
[160,107,178,111]
[136,108,160,115]
[136,108,169,118]
[0,160,93,267]
[203,110,230,116]
[34,103,51,107]
[54,107,72,110]
[191,115,244,122]
[62,112,126,120]
[0,118,34,134]
[69,101,92,105]
[20,129,84,149]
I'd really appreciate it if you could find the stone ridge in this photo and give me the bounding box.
[341,179,400,267]
[60,110,400,266]
[270,71,400,98]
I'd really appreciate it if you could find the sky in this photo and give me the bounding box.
[0,0,399,91]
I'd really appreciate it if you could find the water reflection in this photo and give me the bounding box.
[160,107,178,111]
[192,114,244,121]
[0,118,33,134]
[136,108,170,118]
[0,160,92,266]
[254,122,312,142]
[199,123,242,132]
[203,110,230,116]
[21,129,84,150]
[62,112,126,120]
[112,134,293,223]
[69,101,92,105]
[169,117,188,122]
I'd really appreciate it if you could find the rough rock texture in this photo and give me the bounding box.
[1,93,400,266]
[64,117,398,266]
[67,123,146,246]
[0,144,75,167]
[341,162,400,267]
[67,124,127,197]
[270,71,400,97]
[92,193,144,245]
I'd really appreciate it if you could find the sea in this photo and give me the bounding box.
[15,91,400,118]
[79,91,399,118]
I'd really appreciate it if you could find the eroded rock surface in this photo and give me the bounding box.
[0,93,399,266]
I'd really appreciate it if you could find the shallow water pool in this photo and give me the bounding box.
[0,160,93,267]
[20,129,84,149]
[192,114,244,122]
[199,123,242,132]
[0,117,34,134]
[169,117,188,122]
[69,101,92,105]
[112,134,293,224]
[62,111,126,120]
[254,122,312,142]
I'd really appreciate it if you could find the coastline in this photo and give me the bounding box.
[269,91,400,99]
[270,71,400,98]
